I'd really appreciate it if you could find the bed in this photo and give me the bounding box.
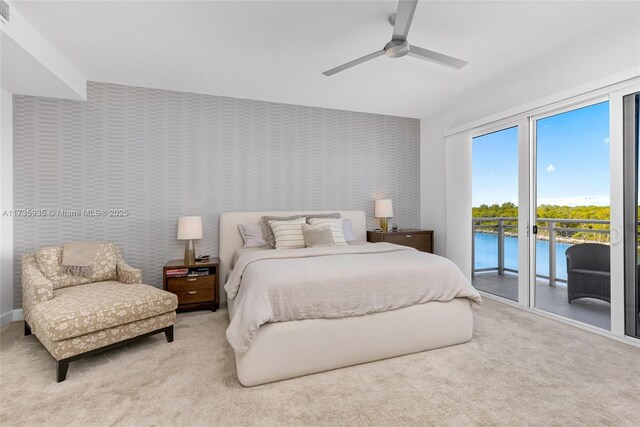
[219,210,480,386]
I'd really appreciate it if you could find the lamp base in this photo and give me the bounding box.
[380,217,389,232]
[184,240,196,265]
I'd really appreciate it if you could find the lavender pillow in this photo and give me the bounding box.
[342,218,357,242]
[238,224,266,248]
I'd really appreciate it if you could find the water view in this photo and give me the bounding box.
[474,231,572,282]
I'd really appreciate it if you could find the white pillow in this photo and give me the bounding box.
[308,217,348,246]
[268,218,307,249]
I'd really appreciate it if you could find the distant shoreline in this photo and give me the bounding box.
[474,230,609,245]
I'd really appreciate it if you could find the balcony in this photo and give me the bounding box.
[472,217,611,330]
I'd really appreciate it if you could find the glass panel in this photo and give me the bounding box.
[624,92,640,339]
[472,126,519,301]
[535,101,610,330]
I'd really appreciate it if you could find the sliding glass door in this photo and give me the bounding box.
[532,101,611,330]
[623,91,640,339]
[472,127,519,302]
[470,81,640,341]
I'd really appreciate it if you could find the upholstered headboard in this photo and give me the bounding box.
[218,210,366,302]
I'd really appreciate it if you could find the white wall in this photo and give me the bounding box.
[444,131,472,279]
[419,113,452,256]
[0,88,14,326]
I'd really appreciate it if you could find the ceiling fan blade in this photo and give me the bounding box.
[408,45,468,69]
[322,50,385,76]
[392,0,418,41]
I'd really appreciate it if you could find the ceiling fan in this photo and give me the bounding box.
[322,0,468,76]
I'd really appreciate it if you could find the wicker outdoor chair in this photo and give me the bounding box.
[565,243,610,304]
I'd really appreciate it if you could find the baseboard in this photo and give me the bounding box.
[0,308,23,327]
[0,311,12,326]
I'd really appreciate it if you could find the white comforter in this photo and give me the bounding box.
[225,243,482,353]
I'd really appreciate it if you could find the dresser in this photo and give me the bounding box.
[366,229,434,253]
[162,259,219,312]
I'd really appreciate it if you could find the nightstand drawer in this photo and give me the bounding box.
[167,275,216,292]
[383,233,431,251]
[367,230,434,253]
[174,286,215,305]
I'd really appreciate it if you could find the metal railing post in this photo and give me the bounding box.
[498,219,504,276]
[471,221,476,278]
[548,221,556,287]
[471,217,609,285]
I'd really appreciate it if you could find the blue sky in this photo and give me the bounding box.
[472,101,610,207]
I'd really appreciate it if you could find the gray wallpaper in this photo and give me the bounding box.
[12,82,420,307]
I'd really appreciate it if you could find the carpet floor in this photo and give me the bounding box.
[1,298,639,426]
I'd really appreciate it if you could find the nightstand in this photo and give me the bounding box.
[163,258,219,312]
[367,229,434,253]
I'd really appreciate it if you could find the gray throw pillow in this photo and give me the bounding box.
[238,224,266,248]
[259,215,306,249]
[302,224,335,247]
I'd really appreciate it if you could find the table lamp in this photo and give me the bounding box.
[177,216,202,265]
[374,199,393,232]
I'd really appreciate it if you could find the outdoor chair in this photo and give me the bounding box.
[565,243,610,304]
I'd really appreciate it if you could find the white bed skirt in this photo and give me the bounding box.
[229,297,474,386]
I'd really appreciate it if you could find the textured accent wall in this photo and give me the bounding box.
[12,82,420,307]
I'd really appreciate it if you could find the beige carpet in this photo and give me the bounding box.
[1,298,639,426]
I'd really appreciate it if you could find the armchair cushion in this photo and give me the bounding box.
[30,281,178,341]
[116,260,143,284]
[38,312,176,361]
[36,243,119,289]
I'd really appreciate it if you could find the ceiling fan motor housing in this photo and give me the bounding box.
[384,40,410,58]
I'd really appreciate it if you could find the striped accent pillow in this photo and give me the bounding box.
[308,217,348,246]
[268,218,307,249]
[260,215,306,249]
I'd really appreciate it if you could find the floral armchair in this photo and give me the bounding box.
[22,243,178,382]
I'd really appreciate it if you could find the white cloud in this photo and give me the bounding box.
[545,163,555,173]
[603,137,610,144]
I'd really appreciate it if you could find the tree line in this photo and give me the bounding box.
[472,202,612,242]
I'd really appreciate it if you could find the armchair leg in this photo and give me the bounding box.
[49,325,172,383]
[165,325,174,343]
[24,321,31,336]
[57,359,70,382]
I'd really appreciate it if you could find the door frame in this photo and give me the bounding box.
[528,96,611,324]
[471,120,525,305]
[617,84,640,339]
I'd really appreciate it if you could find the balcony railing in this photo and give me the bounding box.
[472,217,610,287]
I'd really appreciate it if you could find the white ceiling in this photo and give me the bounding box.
[12,1,640,118]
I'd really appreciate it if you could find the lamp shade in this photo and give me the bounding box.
[374,199,393,218]
[177,216,203,240]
